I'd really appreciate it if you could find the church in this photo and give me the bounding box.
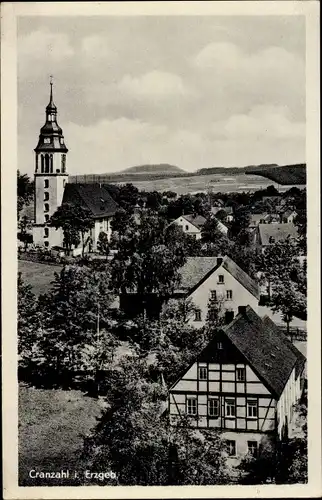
[32,82,119,253]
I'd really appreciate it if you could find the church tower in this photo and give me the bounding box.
[33,80,68,248]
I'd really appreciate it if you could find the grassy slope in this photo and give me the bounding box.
[19,384,104,485]
[18,260,62,295]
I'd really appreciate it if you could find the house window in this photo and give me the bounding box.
[44,191,49,201]
[194,309,202,322]
[210,290,217,300]
[226,290,233,300]
[186,397,197,416]
[208,398,220,417]
[225,399,236,417]
[217,341,223,350]
[44,228,49,238]
[185,225,189,231]
[248,441,258,457]
[218,274,224,284]
[226,440,236,456]
[44,214,50,222]
[44,179,49,188]
[199,367,207,380]
[247,400,258,418]
[236,367,246,382]
[44,203,49,213]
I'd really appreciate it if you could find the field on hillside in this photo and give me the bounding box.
[18,260,62,295]
[19,383,104,486]
[111,173,304,195]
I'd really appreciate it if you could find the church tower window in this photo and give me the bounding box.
[44,203,49,213]
[44,191,49,201]
[44,179,49,188]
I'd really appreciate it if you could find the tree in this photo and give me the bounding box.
[97,232,110,259]
[229,207,251,246]
[50,203,94,256]
[201,216,225,244]
[294,209,306,252]
[18,273,41,358]
[110,213,186,318]
[17,170,34,217]
[18,215,33,251]
[83,352,231,485]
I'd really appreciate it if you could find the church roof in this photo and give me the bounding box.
[62,183,119,218]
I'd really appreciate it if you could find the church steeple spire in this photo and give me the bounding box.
[34,78,68,154]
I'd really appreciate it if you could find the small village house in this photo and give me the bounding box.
[172,256,260,327]
[171,214,228,240]
[168,306,306,463]
[255,223,299,253]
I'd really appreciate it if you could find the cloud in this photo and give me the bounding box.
[118,71,190,100]
[212,105,305,140]
[18,29,74,69]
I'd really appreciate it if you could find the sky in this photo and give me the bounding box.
[18,15,306,176]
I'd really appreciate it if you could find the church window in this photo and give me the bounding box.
[44,214,49,222]
[44,138,51,144]
[61,154,66,173]
[44,228,49,238]
[41,155,44,173]
[60,138,64,145]
[35,155,39,172]
[44,241,49,247]
[44,203,49,213]
[44,179,49,188]
[44,154,50,173]
[44,191,49,201]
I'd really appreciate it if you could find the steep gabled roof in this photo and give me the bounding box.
[177,256,260,299]
[62,183,119,218]
[258,223,298,246]
[221,306,306,398]
[182,214,206,229]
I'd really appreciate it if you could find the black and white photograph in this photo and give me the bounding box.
[1,1,321,498]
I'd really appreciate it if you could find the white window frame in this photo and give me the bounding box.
[226,440,236,456]
[210,290,217,300]
[247,440,258,457]
[198,367,207,380]
[218,274,225,284]
[208,398,220,417]
[44,137,51,144]
[226,290,233,300]
[225,398,236,417]
[217,341,223,350]
[236,367,246,382]
[186,397,197,416]
[247,400,258,419]
[194,309,202,322]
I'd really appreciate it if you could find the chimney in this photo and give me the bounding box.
[217,257,223,266]
[238,306,247,316]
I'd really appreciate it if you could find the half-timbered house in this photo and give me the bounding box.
[168,306,306,462]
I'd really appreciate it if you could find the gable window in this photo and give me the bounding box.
[225,399,236,417]
[226,290,233,300]
[185,225,189,231]
[44,203,49,213]
[226,440,236,456]
[218,274,224,284]
[44,228,49,238]
[217,341,223,350]
[236,367,246,382]
[208,398,220,417]
[44,191,49,201]
[247,400,258,418]
[186,397,197,416]
[44,179,49,188]
[194,309,202,322]
[198,367,207,380]
[248,441,258,457]
[210,290,217,300]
